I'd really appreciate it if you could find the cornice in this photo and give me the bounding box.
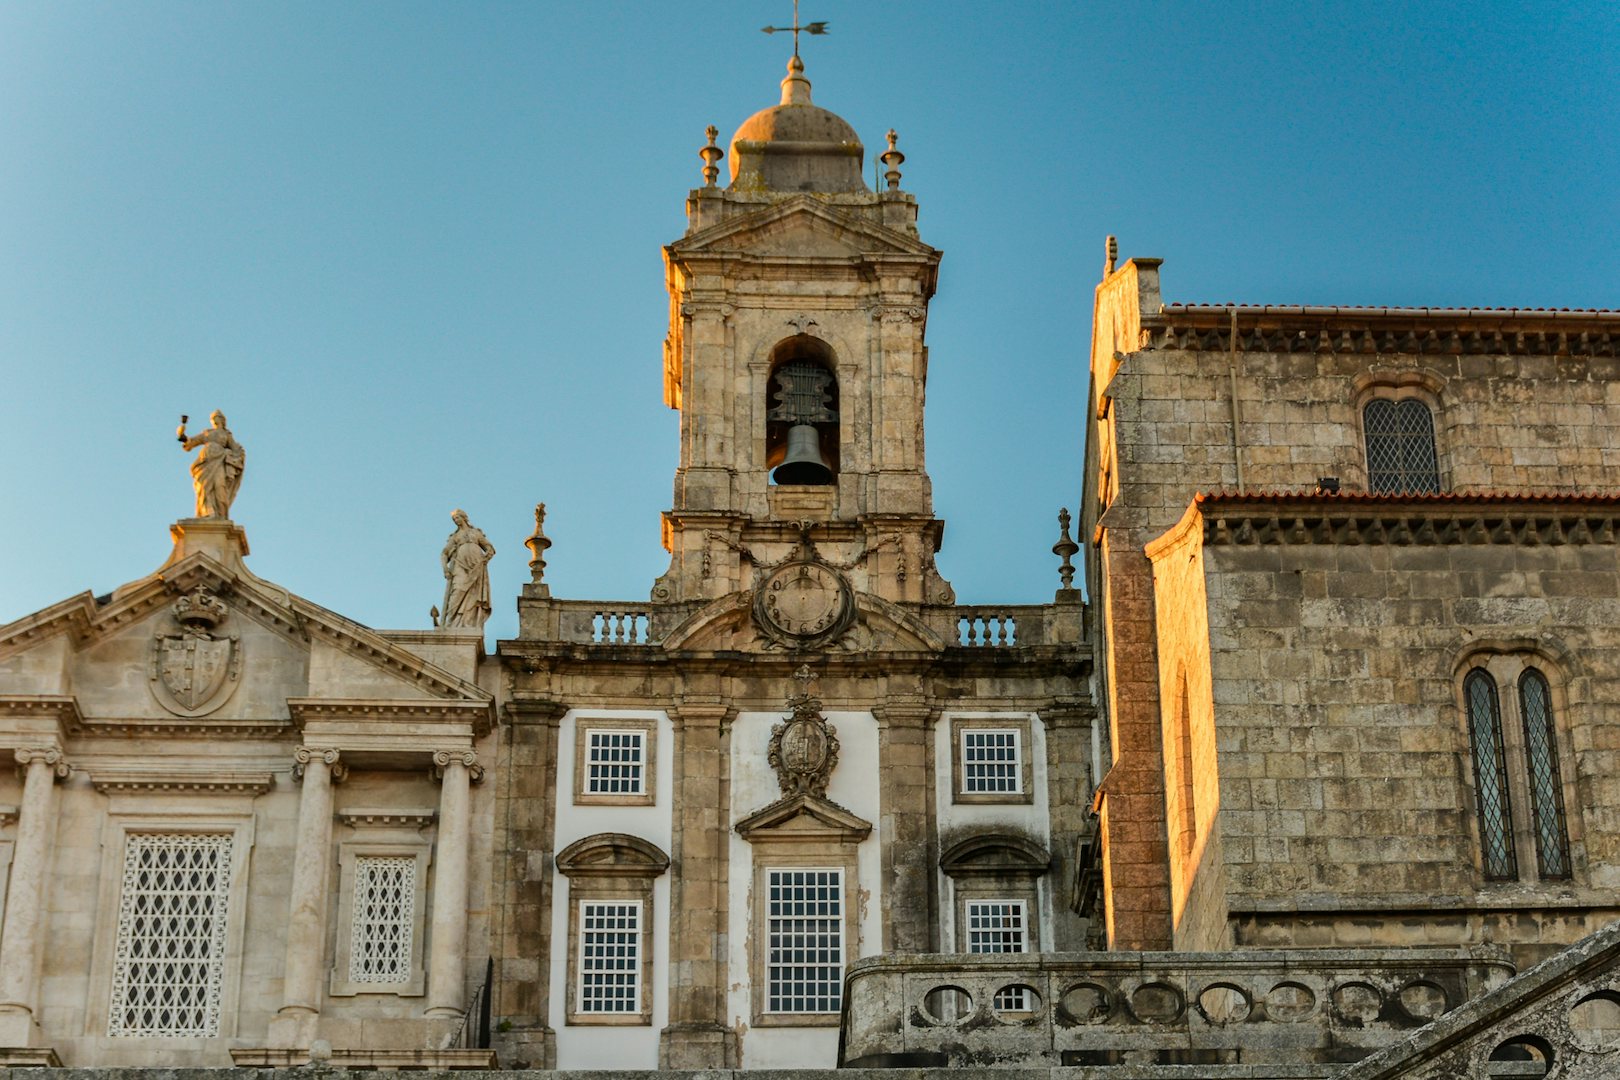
[89,766,275,795]
[338,807,437,829]
[288,697,495,738]
[1142,308,1620,357]
[0,695,83,728]
[1192,491,1620,548]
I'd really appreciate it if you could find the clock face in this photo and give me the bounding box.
[755,560,853,645]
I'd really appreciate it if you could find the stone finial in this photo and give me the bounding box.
[780,54,813,105]
[1105,235,1118,275]
[699,125,723,187]
[880,129,905,191]
[1053,508,1080,591]
[523,502,552,592]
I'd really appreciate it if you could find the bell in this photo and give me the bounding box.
[773,424,834,485]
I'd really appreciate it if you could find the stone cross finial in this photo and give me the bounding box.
[524,502,551,588]
[880,129,905,191]
[1105,235,1118,275]
[1053,507,1080,591]
[700,126,723,187]
[792,662,816,697]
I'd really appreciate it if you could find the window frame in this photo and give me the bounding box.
[572,717,657,807]
[1353,373,1447,495]
[330,810,435,998]
[556,833,668,1027]
[762,866,846,1019]
[575,898,644,1018]
[963,898,1033,1012]
[951,717,1034,805]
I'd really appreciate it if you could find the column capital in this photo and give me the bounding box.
[872,696,939,729]
[292,746,347,783]
[667,699,734,733]
[11,748,69,782]
[432,749,484,784]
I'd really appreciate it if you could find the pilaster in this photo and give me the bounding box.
[0,748,68,1051]
[873,695,937,952]
[269,747,345,1049]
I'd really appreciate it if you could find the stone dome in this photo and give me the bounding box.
[728,57,868,194]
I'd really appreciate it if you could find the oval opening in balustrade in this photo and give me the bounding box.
[1129,982,1184,1024]
[990,984,1042,1023]
[1569,989,1620,1053]
[1057,983,1112,1025]
[921,985,974,1025]
[1486,1035,1553,1078]
[1397,980,1448,1023]
[1195,983,1251,1025]
[1331,981,1384,1026]
[1264,981,1316,1023]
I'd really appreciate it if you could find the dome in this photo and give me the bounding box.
[728,57,868,194]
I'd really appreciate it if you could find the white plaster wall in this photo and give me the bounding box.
[933,711,1053,951]
[727,710,881,1069]
[548,709,673,1070]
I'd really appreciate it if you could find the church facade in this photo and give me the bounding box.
[1,50,1617,1080]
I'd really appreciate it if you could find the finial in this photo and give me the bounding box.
[880,129,905,191]
[1053,508,1080,591]
[699,125,723,187]
[523,502,552,590]
[761,0,828,58]
[1105,235,1118,275]
[780,53,813,105]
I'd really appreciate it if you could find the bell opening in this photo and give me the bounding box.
[766,337,839,486]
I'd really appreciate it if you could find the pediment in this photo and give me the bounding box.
[555,833,671,878]
[940,832,1052,877]
[660,589,946,655]
[736,792,872,844]
[672,195,939,261]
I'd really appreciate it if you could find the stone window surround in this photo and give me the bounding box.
[950,716,1035,805]
[82,803,256,1044]
[751,856,858,1027]
[329,808,436,997]
[555,832,669,1027]
[572,716,657,807]
[1453,643,1582,887]
[939,832,1051,954]
[1352,368,1447,494]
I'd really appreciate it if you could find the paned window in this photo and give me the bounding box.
[1465,670,1517,880]
[962,729,1022,794]
[108,833,233,1037]
[1519,670,1571,879]
[1363,398,1441,494]
[766,868,843,1014]
[578,900,641,1014]
[585,729,646,795]
[965,899,1030,1010]
[349,856,416,984]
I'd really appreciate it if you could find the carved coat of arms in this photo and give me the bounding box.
[150,586,240,716]
[767,665,840,798]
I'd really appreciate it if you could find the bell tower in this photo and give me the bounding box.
[656,55,951,607]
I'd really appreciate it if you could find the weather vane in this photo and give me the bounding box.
[761,0,827,57]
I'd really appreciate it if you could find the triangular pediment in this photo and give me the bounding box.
[735,792,872,844]
[672,195,939,260]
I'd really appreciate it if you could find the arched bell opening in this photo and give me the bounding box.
[766,335,840,485]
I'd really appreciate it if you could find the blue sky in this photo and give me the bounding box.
[2,1,1615,641]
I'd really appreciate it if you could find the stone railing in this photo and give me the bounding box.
[553,602,659,645]
[839,949,1514,1069]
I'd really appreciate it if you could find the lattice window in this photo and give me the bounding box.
[1520,669,1572,880]
[962,729,1022,794]
[585,729,645,795]
[1465,670,1518,880]
[965,899,1030,1010]
[349,856,415,984]
[766,868,843,1014]
[579,900,641,1013]
[1364,398,1441,494]
[108,833,233,1037]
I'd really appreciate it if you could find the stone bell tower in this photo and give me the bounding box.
[654,55,952,608]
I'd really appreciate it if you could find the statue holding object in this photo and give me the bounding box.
[177,411,246,519]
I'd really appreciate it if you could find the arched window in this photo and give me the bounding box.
[1519,669,1571,879]
[1464,669,1516,880]
[1363,398,1440,493]
[766,336,839,485]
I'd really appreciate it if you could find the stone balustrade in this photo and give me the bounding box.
[839,949,1515,1069]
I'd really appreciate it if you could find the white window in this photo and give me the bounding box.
[585,729,647,795]
[108,833,233,1037]
[965,899,1030,1010]
[766,868,843,1014]
[349,855,416,984]
[962,729,1022,794]
[578,900,642,1014]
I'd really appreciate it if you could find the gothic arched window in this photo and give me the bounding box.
[1519,669,1572,879]
[1363,398,1440,493]
[1464,668,1517,880]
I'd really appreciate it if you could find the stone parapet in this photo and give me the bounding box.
[839,948,1515,1069]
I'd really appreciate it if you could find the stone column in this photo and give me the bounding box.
[0,748,68,1047]
[874,696,936,952]
[270,747,344,1048]
[426,750,481,1017]
[658,699,738,1068]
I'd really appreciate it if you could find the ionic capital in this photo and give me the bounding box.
[12,747,69,782]
[292,746,348,783]
[432,749,484,785]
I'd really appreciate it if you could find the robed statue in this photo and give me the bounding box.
[441,509,496,629]
[177,411,246,519]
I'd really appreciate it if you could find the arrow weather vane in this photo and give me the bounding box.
[761,0,828,57]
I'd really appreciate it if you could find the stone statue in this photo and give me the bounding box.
[176,411,246,519]
[440,509,495,629]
